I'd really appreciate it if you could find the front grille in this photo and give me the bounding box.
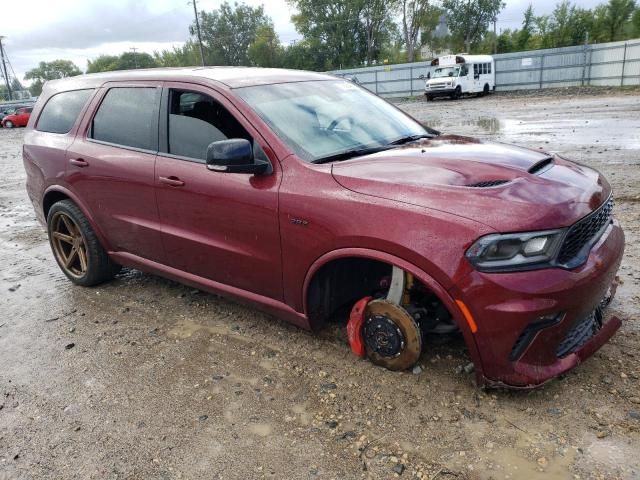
[557,197,614,265]
[467,179,510,188]
[556,308,602,358]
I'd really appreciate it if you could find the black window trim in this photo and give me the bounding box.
[35,88,95,135]
[157,87,207,164]
[86,85,161,154]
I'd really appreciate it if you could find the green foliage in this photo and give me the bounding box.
[401,1,442,62]
[248,25,284,67]
[482,1,640,54]
[196,1,272,66]
[442,0,505,51]
[24,60,82,96]
[289,0,368,69]
[154,42,202,68]
[602,0,636,40]
[87,52,157,73]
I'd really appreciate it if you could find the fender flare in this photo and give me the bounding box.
[42,185,113,252]
[302,247,484,378]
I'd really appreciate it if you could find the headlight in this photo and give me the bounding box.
[465,230,565,272]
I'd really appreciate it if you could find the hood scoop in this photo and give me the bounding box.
[466,179,510,188]
[528,157,554,175]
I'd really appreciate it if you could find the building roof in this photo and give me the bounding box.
[43,67,337,94]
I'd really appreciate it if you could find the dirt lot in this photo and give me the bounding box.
[1,87,639,480]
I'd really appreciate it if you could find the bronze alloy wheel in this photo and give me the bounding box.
[50,211,89,278]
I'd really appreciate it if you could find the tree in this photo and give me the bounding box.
[281,39,327,71]
[87,52,157,73]
[289,0,367,70]
[602,0,636,40]
[633,7,640,36]
[362,0,398,65]
[401,0,441,62]
[248,25,284,67]
[197,1,272,65]
[517,4,535,49]
[154,42,203,67]
[442,0,505,52]
[24,60,82,96]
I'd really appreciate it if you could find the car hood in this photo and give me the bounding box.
[331,135,610,231]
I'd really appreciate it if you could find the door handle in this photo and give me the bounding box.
[159,176,185,187]
[69,158,89,167]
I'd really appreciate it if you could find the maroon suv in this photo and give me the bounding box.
[23,68,624,388]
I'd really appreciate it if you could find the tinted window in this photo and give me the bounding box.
[166,89,250,161]
[37,90,92,134]
[91,87,160,151]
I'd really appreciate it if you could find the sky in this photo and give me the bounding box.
[2,0,606,86]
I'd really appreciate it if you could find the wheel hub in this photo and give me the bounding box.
[363,315,405,357]
[362,299,423,371]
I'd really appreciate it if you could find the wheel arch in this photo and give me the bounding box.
[302,247,484,374]
[42,186,113,252]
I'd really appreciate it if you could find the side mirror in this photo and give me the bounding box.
[206,139,270,175]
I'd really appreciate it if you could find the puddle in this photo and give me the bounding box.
[479,447,576,480]
[291,403,312,426]
[248,423,273,437]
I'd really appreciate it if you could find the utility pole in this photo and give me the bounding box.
[0,37,12,100]
[493,17,497,55]
[191,0,206,67]
[130,47,139,68]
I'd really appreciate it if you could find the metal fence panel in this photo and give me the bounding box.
[330,39,640,97]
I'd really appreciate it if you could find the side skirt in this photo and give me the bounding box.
[110,251,311,330]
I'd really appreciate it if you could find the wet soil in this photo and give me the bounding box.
[1,88,639,479]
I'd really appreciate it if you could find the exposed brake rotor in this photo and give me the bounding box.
[363,299,422,371]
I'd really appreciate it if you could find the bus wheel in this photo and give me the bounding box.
[425,94,432,101]
[483,84,490,95]
[452,86,462,100]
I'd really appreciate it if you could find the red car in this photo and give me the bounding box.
[22,68,624,388]
[2,106,32,128]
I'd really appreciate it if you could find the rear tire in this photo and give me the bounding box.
[47,200,121,287]
[483,84,490,96]
[4,120,13,128]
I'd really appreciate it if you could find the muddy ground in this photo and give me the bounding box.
[1,87,639,480]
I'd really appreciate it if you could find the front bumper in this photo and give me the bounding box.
[451,220,624,388]
[425,87,456,97]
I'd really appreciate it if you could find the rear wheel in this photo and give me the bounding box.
[483,84,490,95]
[4,120,13,128]
[47,200,121,286]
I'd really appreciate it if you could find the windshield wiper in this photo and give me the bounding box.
[388,133,435,146]
[312,145,393,164]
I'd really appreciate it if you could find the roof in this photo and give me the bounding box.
[43,67,338,94]
[455,54,494,62]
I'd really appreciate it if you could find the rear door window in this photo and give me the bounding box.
[90,87,160,151]
[36,89,94,134]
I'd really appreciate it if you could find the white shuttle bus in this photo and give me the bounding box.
[423,54,495,101]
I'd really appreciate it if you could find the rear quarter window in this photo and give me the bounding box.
[36,89,94,134]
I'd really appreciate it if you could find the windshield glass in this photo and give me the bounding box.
[432,67,459,78]
[235,80,427,162]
